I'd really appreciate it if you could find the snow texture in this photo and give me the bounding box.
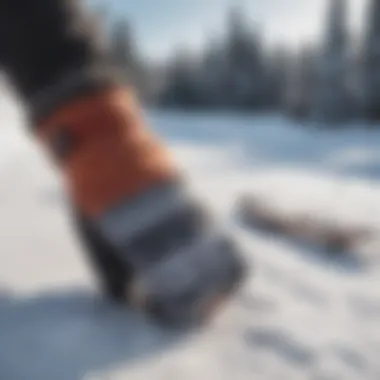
[0,102,379,380]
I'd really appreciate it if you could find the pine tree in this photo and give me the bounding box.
[160,48,202,107]
[224,5,268,109]
[288,46,318,119]
[312,0,351,123]
[109,19,150,100]
[267,45,291,110]
[363,0,380,121]
[110,19,137,75]
[198,37,228,107]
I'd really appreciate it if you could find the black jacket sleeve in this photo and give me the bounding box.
[0,0,117,123]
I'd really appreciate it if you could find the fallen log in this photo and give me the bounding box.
[237,194,373,254]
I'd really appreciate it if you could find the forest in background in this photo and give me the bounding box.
[97,0,380,125]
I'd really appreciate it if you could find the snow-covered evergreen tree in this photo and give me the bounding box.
[198,38,228,107]
[312,0,351,123]
[224,5,269,109]
[110,19,137,75]
[267,45,292,111]
[159,4,272,110]
[160,48,202,107]
[110,19,149,100]
[363,0,380,121]
[286,46,318,119]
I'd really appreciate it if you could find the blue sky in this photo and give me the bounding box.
[87,0,367,61]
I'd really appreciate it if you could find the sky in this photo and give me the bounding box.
[87,0,368,62]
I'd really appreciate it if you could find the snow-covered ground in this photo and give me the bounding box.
[0,99,379,380]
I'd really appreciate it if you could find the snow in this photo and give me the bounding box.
[0,99,379,380]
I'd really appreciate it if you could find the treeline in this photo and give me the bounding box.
[100,0,380,124]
